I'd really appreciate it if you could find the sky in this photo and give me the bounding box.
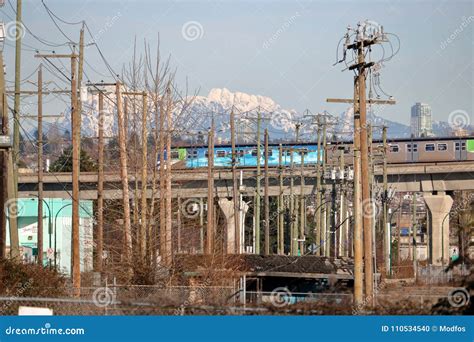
[1,0,473,127]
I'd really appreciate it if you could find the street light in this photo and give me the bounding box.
[29,195,52,263]
[54,203,72,269]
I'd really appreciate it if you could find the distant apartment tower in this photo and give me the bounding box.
[411,102,433,137]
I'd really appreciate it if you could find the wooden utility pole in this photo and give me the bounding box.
[206,119,215,254]
[327,89,395,306]
[357,41,374,304]
[289,149,295,255]
[0,52,7,259]
[255,111,262,254]
[315,117,322,256]
[140,91,148,261]
[230,110,240,253]
[115,82,132,272]
[321,116,328,257]
[0,51,19,260]
[278,144,284,255]
[382,126,389,275]
[339,149,346,257]
[299,152,305,255]
[13,0,22,194]
[37,66,44,266]
[96,91,104,273]
[264,129,270,255]
[352,75,363,305]
[70,52,81,294]
[159,92,166,261]
[165,89,173,264]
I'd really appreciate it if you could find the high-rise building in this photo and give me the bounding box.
[411,102,433,137]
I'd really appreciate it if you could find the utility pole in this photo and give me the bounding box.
[70,51,81,295]
[289,149,296,255]
[96,91,104,273]
[255,111,261,254]
[37,65,44,266]
[0,51,7,259]
[1,50,19,259]
[352,75,363,305]
[278,144,284,255]
[264,129,270,255]
[412,192,417,278]
[115,81,132,274]
[230,109,240,253]
[321,116,328,257]
[140,91,148,262]
[13,0,22,195]
[165,89,173,264]
[299,152,305,255]
[382,126,389,275]
[357,40,374,304]
[315,117,322,256]
[339,149,346,257]
[206,118,215,254]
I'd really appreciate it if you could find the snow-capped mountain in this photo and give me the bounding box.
[57,87,470,142]
[61,87,299,141]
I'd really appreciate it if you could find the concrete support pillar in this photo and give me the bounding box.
[423,193,453,266]
[218,198,248,254]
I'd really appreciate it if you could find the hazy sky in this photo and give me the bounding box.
[1,0,473,126]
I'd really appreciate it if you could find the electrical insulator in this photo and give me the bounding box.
[348,168,354,180]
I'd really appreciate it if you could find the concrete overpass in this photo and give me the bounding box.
[17,161,473,265]
[17,161,474,199]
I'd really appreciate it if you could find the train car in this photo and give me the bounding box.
[326,136,474,165]
[177,136,474,169]
[184,143,322,168]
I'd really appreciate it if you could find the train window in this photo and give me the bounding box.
[455,142,460,151]
[462,142,466,150]
[437,143,447,151]
[216,150,226,158]
[170,151,179,159]
[205,151,209,158]
[187,150,198,159]
[407,144,412,152]
[425,144,435,152]
[413,144,418,152]
[298,149,309,155]
[267,150,273,157]
[389,145,399,153]
[238,150,245,157]
[251,149,258,157]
